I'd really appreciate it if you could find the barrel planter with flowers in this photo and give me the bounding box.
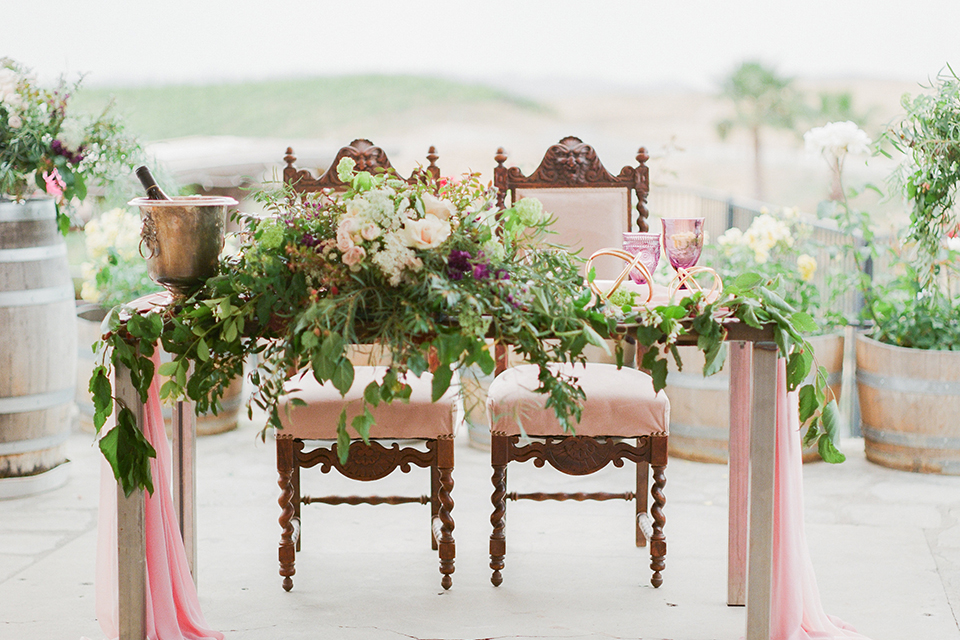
[856,334,960,475]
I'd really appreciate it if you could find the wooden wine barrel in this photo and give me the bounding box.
[0,198,76,495]
[664,333,844,463]
[857,334,960,475]
[75,303,242,436]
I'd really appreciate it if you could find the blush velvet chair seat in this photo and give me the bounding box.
[276,368,459,592]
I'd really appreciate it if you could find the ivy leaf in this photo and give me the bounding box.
[702,340,727,377]
[363,381,381,407]
[336,409,350,465]
[351,408,375,444]
[99,407,157,497]
[802,423,820,448]
[89,367,113,433]
[431,364,453,402]
[797,383,818,425]
[734,272,763,289]
[789,312,818,335]
[196,337,210,362]
[157,361,179,377]
[817,433,846,464]
[641,349,668,392]
[787,346,813,391]
[331,358,355,395]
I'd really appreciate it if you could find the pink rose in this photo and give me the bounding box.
[341,245,366,267]
[336,218,358,251]
[402,214,451,249]
[43,169,66,198]
[360,223,381,241]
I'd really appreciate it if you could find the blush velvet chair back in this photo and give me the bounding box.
[275,140,457,592]
[486,137,670,588]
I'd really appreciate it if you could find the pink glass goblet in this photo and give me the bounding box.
[662,218,705,271]
[621,232,661,284]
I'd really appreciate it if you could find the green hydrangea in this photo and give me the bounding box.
[514,197,544,226]
[257,218,286,250]
[336,157,356,183]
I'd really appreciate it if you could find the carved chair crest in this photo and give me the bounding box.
[494,135,651,231]
[283,139,440,193]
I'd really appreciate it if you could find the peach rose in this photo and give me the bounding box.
[402,214,451,249]
[421,193,456,221]
[341,245,366,267]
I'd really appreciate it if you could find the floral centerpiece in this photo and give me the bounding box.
[0,58,140,232]
[90,159,841,495]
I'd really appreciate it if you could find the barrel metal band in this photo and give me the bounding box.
[667,369,840,391]
[0,201,56,221]
[0,432,70,456]
[0,284,75,307]
[0,387,75,414]
[857,369,960,396]
[862,425,960,450]
[0,243,67,263]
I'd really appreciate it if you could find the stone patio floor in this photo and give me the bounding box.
[1,417,959,640]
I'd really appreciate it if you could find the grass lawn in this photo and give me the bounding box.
[74,75,544,141]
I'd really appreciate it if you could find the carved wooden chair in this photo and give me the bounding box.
[487,136,670,588]
[275,140,456,592]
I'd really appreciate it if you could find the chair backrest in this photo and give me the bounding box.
[283,139,440,193]
[494,136,650,280]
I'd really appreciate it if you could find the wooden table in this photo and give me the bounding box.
[113,324,780,640]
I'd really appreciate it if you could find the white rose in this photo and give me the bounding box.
[421,193,456,221]
[7,113,22,129]
[402,214,451,249]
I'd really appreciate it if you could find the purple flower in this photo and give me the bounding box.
[447,249,472,280]
[302,233,319,248]
[472,263,490,280]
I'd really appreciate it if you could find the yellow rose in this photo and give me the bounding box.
[797,254,817,281]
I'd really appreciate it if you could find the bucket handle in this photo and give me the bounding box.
[139,210,159,260]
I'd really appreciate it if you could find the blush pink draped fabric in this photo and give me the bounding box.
[772,358,869,640]
[92,353,223,640]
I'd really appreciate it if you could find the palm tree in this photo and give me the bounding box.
[717,61,801,200]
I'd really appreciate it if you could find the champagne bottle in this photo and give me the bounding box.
[136,165,170,201]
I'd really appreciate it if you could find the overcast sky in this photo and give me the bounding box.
[4,0,958,91]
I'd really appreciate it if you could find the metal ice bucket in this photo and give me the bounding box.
[129,195,238,296]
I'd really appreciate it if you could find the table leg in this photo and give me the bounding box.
[727,341,751,606]
[172,398,197,584]
[115,363,147,640]
[745,343,778,640]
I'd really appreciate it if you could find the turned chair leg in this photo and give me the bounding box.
[436,438,455,590]
[489,433,509,586]
[277,436,299,592]
[650,462,667,588]
[636,457,649,548]
[430,463,440,551]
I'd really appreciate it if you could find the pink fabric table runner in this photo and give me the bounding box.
[92,353,222,640]
[771,358,868,639]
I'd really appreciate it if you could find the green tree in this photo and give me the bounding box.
[717,61,801,200]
